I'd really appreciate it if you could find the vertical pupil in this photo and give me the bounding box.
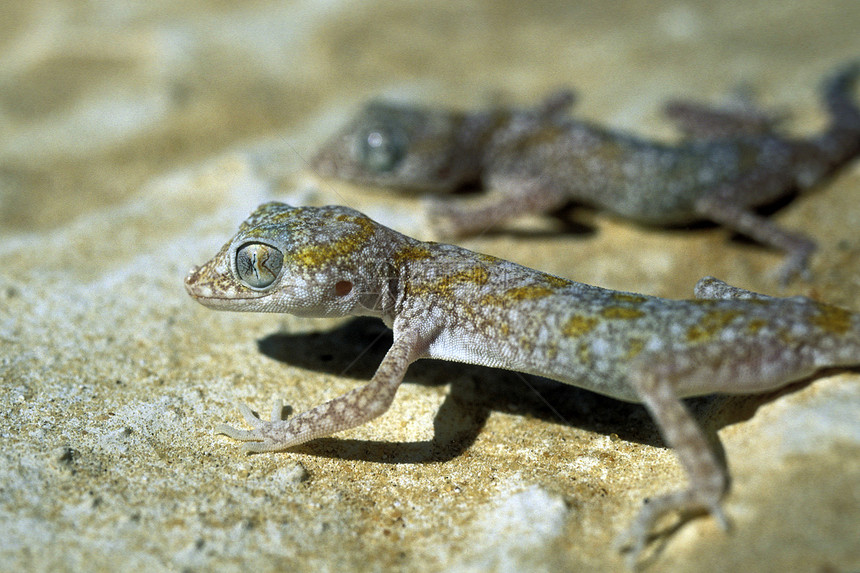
[249,251,260,280]
[236,243,283,288]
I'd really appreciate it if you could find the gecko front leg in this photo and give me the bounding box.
[217,328,426,452]
[427,176,569,237]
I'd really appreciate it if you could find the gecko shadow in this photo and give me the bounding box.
[254,316,815,466]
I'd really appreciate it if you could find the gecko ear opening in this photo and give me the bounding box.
[335,280,353,297]
[235,242,284,288]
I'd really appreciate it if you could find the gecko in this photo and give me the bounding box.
[309,63,860,284]
[186,202,860,561]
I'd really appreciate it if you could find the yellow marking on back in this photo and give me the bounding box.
[563,315,598,338]
[611,293,648,304]
[686,309,743,343]
[578,343,592,367]
[506,285,556,300]
[447,265,490,286]
[746,318,768,335]
[293,213,377,267]
[477,253,504,264]
[480,285,556,307]
[541,273,572,288]
[414,264,490,296]
[601,306,645,319]
[392,244,433,264]
[625,338,645,359]
[811,303,853,335]
[777,327,795,345]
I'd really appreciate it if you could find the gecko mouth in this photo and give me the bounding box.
[184,283,271,310]
[184,265,295,314]
[184,267,264,301]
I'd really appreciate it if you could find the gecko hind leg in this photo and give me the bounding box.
[692,276,776,301]
[536,89,577,119]
[663,83,784,139]
[663,100,782,138]
[694,193,817,286]
[615,365,729,564]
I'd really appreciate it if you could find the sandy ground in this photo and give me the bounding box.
[1,1,859,571]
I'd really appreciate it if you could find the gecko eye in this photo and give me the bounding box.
[235,243,284,289]
[354,123,407,173]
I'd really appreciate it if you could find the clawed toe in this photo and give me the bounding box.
[216,400,287,443]
[214,422,263,441]
[615,490,728,566]
[238,402,264,427]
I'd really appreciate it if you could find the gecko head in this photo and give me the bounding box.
[309,100,480,192]
[185,202,382,317]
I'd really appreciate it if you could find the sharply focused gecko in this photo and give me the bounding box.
[186,202,860,560]
[310,63,860,283]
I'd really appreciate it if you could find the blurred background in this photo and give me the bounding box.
[1,2,859,572]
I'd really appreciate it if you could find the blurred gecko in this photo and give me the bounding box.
[310,63,860,284]
[186,202,860,562]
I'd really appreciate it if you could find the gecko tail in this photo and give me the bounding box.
[799,61,860,182]
[823,61,860,131]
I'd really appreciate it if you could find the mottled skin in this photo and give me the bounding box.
[310,63,860,283]
[186,202,860,562]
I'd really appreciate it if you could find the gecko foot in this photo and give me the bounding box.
[776,250,814,288]
[215,400,289,453]
[614,489,729,566]
[423,196,471,238]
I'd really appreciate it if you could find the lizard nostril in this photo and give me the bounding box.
[184,266,200,285]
